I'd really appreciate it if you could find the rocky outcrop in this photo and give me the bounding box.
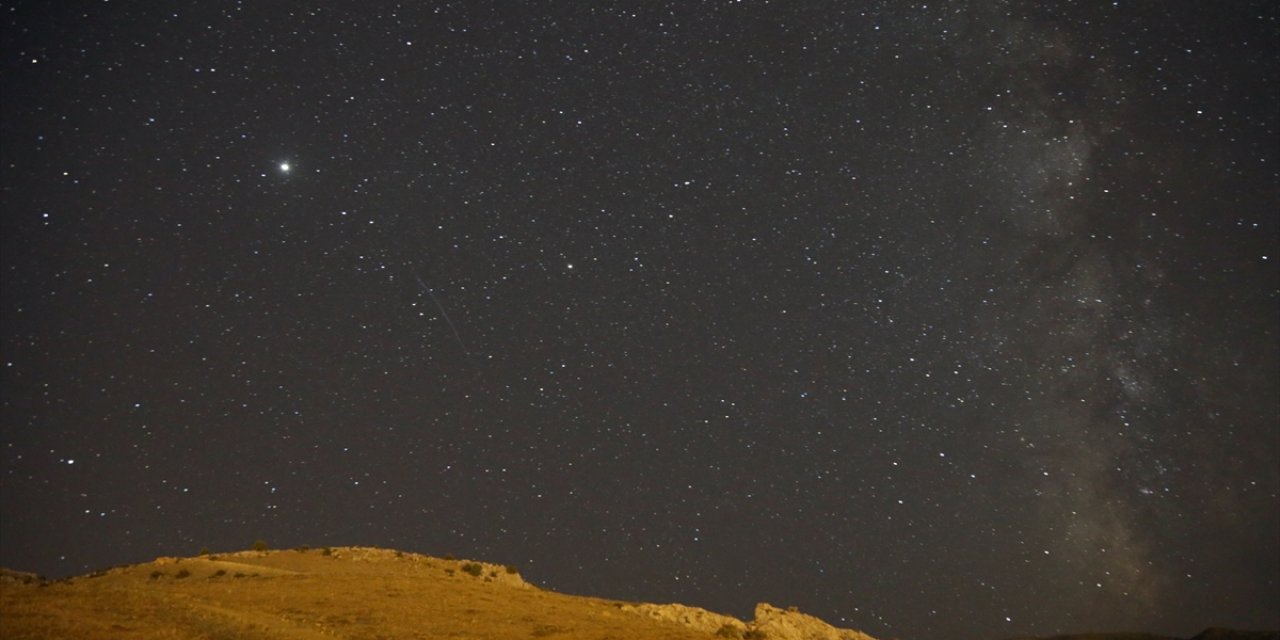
[0,568,44,585]
[616,601,876,639]
[750,603,878,640]
[618,602,746,635]
[323,547,533,589]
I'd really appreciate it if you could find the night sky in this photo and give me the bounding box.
[2,2,1278,639]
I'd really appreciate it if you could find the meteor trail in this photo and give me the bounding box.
[413,271,478,375]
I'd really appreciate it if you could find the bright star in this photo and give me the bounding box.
[279,162,291,173]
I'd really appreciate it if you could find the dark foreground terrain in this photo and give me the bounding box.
[1,548,1274,640]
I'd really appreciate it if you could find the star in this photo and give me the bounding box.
[2,4,1275,640]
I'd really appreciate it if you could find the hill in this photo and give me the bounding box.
[1004,630,1280,640]
[0,545,876,639]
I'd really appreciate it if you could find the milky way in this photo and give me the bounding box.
[2,3,1277,639]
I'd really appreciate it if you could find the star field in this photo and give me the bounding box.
[2,3,1278,639]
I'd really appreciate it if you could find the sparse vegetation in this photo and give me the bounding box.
[297,544,310,552]
[0,571,45,586]
[744,630,768,640]
[461,562,484,577]
[252,539,268,552]
[716,624,744,638]
[174,569,191,579]
[504,564,518,574]
[531,624,569,637]
[150,571,165,580]
[199,546,210,556]
[213,569,226,577]
[322,547,332,556]
[443,553,456,561]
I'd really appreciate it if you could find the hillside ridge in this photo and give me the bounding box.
[3,547,1275,640]
[1003,630,1280,640]
[0,545,877,640]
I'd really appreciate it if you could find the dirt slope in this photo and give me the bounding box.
[0,546,723,639]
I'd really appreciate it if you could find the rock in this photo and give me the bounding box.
[616,601,878,639]
[0,568,44,585]
[618,602,747,635]
[750,603,878,640]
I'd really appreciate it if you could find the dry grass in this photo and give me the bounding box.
[0,547,716,639]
